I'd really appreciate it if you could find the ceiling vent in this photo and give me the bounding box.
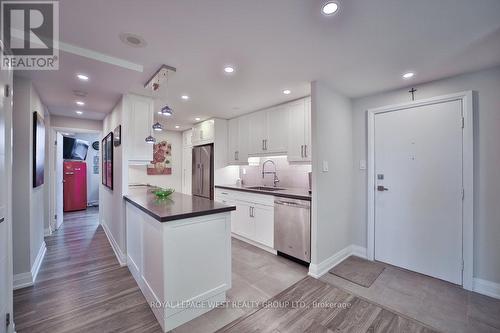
[119,33,147,48]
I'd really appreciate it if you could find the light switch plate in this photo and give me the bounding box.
[322,161,329,172]
[359,160,367,170]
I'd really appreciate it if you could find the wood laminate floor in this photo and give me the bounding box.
[13,208,162,333]
[218,276,439,333]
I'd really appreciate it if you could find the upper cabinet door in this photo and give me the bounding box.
[266,105,289,154]
[183,129,193,147]
[238,115,250,162]
[287,99,307,162]
[128,94,154,162]
[228,118,239,163]
[304,97,312,160]
[192,120,215,146]
[248,111,267,154]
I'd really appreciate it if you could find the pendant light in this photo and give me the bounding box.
[152,121,163,131]
[160,105,173,116]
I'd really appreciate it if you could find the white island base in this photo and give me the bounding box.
[126,202,232,332]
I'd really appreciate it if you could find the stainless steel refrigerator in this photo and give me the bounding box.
[192,144,214,199]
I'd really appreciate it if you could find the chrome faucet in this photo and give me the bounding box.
[262,160,280,187]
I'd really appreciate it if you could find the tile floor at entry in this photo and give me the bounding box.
[321,260,500,333]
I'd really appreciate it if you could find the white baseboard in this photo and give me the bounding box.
[102,221,127,266]
[13,241,46,290]
[308,244,367,279]
[473,278,500,300]
[231,233,277,255]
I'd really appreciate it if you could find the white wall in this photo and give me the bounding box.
[351,65,500,285]
[12,76,46,275]
[310,81,354,265]
[51,115,102,132]
[128,130,183,191]
[99,99,127,263]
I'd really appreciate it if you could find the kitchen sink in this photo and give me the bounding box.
[245,186,286,191]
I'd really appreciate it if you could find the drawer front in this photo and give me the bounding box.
[215,188,274,207]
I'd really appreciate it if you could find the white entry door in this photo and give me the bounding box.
[374,99,463,285]
[0,61,13,333]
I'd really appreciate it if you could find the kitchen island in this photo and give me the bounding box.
[124,187,236,332]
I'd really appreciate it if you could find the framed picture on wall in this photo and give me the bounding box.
[33,111,45,188]
[101,132,113,190]
[113,125,121,147]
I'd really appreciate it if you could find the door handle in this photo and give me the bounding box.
[377,185,389,191]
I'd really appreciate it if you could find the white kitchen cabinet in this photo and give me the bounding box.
[248,110,267,154]
[182,129,192,147]
[192,119,215,146]
[252,203,274,248]
[182,146,192,195]
[227,116,249,165]
[214,188,274,250]
[287,97,312,162]
[266,105,288,153]
[233,202,255,239]
[247,105,289,156]
[126,94,155,163]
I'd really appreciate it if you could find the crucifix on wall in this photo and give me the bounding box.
[409,88,417,101]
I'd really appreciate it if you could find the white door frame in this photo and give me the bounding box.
[367,91,474,290]
[49,126,102,233]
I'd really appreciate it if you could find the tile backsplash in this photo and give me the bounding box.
[240,157,311,188]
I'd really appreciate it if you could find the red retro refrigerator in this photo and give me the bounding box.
[63,161,87,212]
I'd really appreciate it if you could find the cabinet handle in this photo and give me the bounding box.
[304,145,307,158]
[249,206,252,217]
[265,140,267,150]
[262,139,265,151]
[301,145,304,158]
[236,151,239,161]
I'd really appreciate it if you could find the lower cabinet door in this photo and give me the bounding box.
[252,204,274,248]
[233,202,254,239]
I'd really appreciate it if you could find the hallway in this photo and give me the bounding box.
[13,208,161,332]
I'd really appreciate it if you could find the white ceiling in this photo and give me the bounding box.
[16,0,500,130]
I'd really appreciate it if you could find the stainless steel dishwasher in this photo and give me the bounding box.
[274,198,311,263]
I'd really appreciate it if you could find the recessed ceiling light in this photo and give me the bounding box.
[175,125,180,129]
[181,95,189,100]
[322,2,339,15]
[76,101,85,106]
[75,111,83,115]
[77,74,89,81]
[283,89,291,95]
[195,117,201,121]
[224,66,235,74]
[402,72,415,79]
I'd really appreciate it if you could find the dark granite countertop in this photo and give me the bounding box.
[215,185,311,201]
[124,187,236,222]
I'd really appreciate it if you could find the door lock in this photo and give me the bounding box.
[377,185,389,191]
